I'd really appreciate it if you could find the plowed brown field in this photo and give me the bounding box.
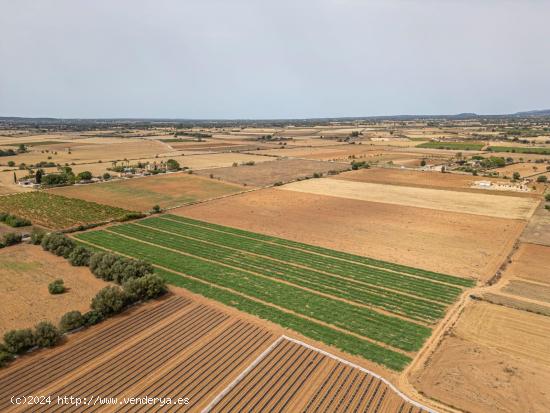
[173,188,523,279]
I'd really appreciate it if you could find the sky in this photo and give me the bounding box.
[1,0,549,119]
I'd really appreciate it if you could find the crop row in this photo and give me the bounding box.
[115,222,445,323]
[162,215,474,288]
[149,217,462,303]
[76,230,430,352]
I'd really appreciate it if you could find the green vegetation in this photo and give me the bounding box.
[486,146,550,155]
[0,232,22,248]
[416,141,484,151]
[48,279,66,294]
[0,212,31,227]
[0,192,134,229]
[75,215,474,370]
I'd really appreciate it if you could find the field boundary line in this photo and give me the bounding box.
[200,336,285,413]
[281,335,438,413]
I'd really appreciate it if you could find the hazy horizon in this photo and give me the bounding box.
[1,0,549,119]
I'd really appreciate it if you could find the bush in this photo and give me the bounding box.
[151,205,161,213]
[545,193,550,202]
[41,233,75,258]
[48,279,65,294]
[59,310,84,332]
[0,213,31,227]
[102,172,111,180]
[34,322,61,348]
[166,159,180,171]
[68,246,92,266]
[3,329,35,354]
[0,350,14,367]
[2,232,22,246]
[82,310,104,327]
[123,274,167,302]
[537,175,548,183]
[76,171,92,181]
[89,252,153,284]
[91,286,128,316]
[512,172,521,180]
[30,228,46,245]
[312,172,322,178]
[119,212,146,222]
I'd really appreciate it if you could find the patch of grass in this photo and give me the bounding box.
[416,141,484,151]
[0,192,133,229]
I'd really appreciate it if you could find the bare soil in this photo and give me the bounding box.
[0,244,107,336]
[281,178,539,220]
[195,159,349,187]
[504,242,550,284]
[412,301,550,413]
[172,188,523,279]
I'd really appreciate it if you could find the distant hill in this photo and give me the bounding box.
[513,109,550,116]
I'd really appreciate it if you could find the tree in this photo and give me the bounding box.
[536,175,548,183]
[59,311,84,332]
[3,329,35,354]
[76,171,92,181]
[8,160,15,167]
[30,228,46,245]
[82,310,104,326]
[41,233,75,258]
[35,168,43,184]
[420,159,426,167]
[3,232,22,246]
[102,172,111,180]
[152,205,161,213]
[513,172,521,180]
[68,246,92,266]
[48,279,65,294]
[123,274,167,302]
[166,159,180,171]
[34,322,61,348]
[91,286,128,316]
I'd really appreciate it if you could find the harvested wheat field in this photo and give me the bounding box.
[336,168,531,195]
[412,301,550,413]
[505,243,550,285]
[173,188,522,279]
[503,280,550,304]
[495,162,547,178]
[49,173,245,211]
[521,204,550,246]
[195,159,349,187]
[207,337,429,413]
[0,244,107,337]
[281,178,539,220]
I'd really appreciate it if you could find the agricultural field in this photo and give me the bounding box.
[412,302,550,413]
[74,214,474,371]
[195,158,350,187]
[173,187,525,279]
[0,192,133,229]
[49,173,245,211]
[0,244,107,336]
[281,178,539,220]
[416,141,485,151]
[494,162,548,178]
[208,337,429,412]
[487,145,550,155]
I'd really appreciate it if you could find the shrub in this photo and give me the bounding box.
[102,172,111,180]
[30,228,46,245]
[545,193,550,202]
[536,175,548,183]
[0,350,14,367]
[151,205,161,213]
[82,310,104,327]
[34,321,61,348]
[59,310,84,332]
[512,172,521,180]
[166,159,180,171]
[91,286,128,316]
[68,246,92,266]
[119,212,146,222]
[41,233,75,258]
[312,172,322,178]
[123,274,167,302]
[76,171,92,181]
[0,213,31,227]
[3,329,35,354]
[89,252,119,281]
[2,232,22,246]
[48,279,65,294]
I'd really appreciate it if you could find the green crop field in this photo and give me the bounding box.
[0,192,134,229]
[74,214,474,371]
[416,141,484,150]
[486,146,550,155]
